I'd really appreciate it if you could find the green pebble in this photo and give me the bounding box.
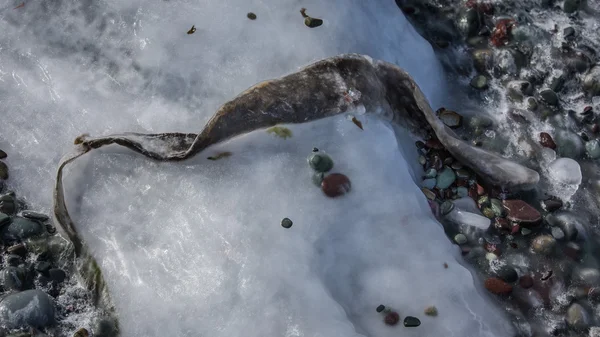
[454,234,467,245]
[435,166,456,190]
[482,207,495,219]
[490,198,505,217]
[307,153,334,173]
[586,140,600,159]
[403,316,421,327]
[470,75,488,90]
[424,168,437,179]
[304,17,323,28]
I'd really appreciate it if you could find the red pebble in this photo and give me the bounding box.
[485,277,513,295]
[384,311,400,326]
[539,132,557,149]
[321,173,351,198]
[491,19,516,47]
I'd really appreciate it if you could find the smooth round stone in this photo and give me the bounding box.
[384,311,399,326]
[247,12,257,20]
[307,153,334,173]
[563,0,581,14]
[554,131,584,159]
[421,178,436,190]
[573,268,600,286]
[495,266,519,283]
[545,212,579,240]
[470,75,488,90]
[539,132,557,149]
[539,89,558,106]
[311,172,325,187]
[551,227,565,241]
[583,66,600,96]
[280,218,293,229]
[418,155,426,165]
[48,268,66,283]
[531,235,556,255]
[454,233,468,245]
[548,158,582,185]
[93,317,119,337]
[485,252,498,261]
[2,266,27,291]
[403,316,421,327]
[3,217,45,242]
[490,198,504,217]
[435,166,456,189]
[20,211,49,222]
[586,140,600,159]
[321,174,351,198]
[566,303,589,330]
[0,290,56,329]
[35,261,52,274]
[424,306,438,316]
[439,110,462,128]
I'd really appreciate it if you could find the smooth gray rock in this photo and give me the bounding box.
[0,290,56,329]
[2,217,45,242]
[565,303,589,330]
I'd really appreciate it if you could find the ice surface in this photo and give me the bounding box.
[0,0,513,336]
[66,116,513,337]
[548,158,582,185]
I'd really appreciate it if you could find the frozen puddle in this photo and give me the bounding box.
[64,115,514,337]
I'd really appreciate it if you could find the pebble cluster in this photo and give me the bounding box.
[0,151,116,336]
[396,0,600,335]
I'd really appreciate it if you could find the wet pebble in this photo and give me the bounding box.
[583,66,600,96]
[563,0,581,14]
[311,172,325,186]
[551,227,565,241]
[403,316,421,327]
[541,198,562,212]
[531,235,556,255]
[0,289,56,329]
[485,277,513,295]
[2,266,27,291]
[585,139,600,159]
[2,217,46,242]
[439,109,462,128]
[0,149,6,159]
[565,303,589,330]
[573,268,600,286]
[48,268,66,283]
[281,218,293,229]
[440,201,454,215]
[539,132,557,149]
[247,12,257,20]
[421,178,436,190]
[539,89,558,106]
[424,306,438,316]
[503,200,541,225]
[454,233,468,245]
[321,173,351,198]
[495,266,519,283]
[384,311,400,326]
[424,168,437,179]
[470,75,489,90]
[308,152,334,173]
[435,166,456,189]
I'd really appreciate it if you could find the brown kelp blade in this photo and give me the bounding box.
[53,54,539,333]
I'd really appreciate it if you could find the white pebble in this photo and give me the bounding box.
[548,158,582,185]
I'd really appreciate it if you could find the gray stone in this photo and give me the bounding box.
[439,110,462,128]
[435,166,456,189]
[311,172,325,187]
[0,212,10,226]
[551,227,565,241]
[539,89,558,106]
[565,303,589,330]
[2,266,26,291]
[586,139,600,159]
[573,268,600,286]
[440,201,454,215]
[531,235,556,255]
[563,26,575,39]
[0,290,56,329]
[456,187,469,198]
[495,266,519,283]
[490,198,504,217]
[424,168,437,179]
[545,212,579,240]
[3,217,45,242]
[555,130,584,159]
[421,178,436,190]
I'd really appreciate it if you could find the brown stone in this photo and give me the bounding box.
[494,217,511,231]
[503,200,541,226]
[539,132,557,149]
[519,275,534,289]
[425,139,444,150]
[321,173,351,198]
[7,243,27,257]
[485,277,513,295]
[541,198,562,212]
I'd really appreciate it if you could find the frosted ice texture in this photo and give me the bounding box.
[0,0,513,336]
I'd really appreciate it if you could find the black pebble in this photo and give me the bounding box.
[403,316,421,327]
[247,12,257,20]
[312,147,319,152]
[281,218,293,229]
[49,268,67,283]
[6,254,22,267]
[495,266,519,283]
[376,304,386,313]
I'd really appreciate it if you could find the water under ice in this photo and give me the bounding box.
[0,0,514,336]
